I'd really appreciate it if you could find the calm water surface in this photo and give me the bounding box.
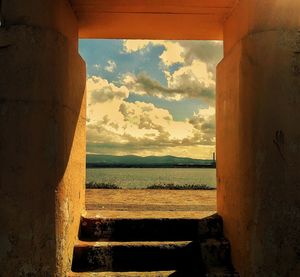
[86,168,216,189]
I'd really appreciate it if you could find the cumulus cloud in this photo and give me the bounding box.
[179,41,223,66]
[87,76,129,104]
[93,64,101,70]
[123,73,183,100]
[188,107,216,146]
[157,41,185,66]
[122,59,215,104]
[123,40,185,66]
[86,75,216,158]
[105,60,117,72]
[122,40,152,53]
[85,40,222,158]
[165,60,215,102]
[122,40,219,103]
[122,40,222,69]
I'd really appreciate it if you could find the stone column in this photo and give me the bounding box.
[217,0,300,276]
[0,1,86,276]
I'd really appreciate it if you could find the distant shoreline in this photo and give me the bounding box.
[86,163,216,169]
[86,181,216,190]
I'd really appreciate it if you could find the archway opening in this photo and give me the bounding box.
[79,39,223,218]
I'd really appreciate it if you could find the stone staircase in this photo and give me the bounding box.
[69,214,239,276]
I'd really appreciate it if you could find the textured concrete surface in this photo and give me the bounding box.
[223,0,300,54]
[79,215,223,242]
[72,240,230,273]
[69,271,238,277]
[217,1,300,275]
[72,193,237,275]
[71,217,237,275]
[2,0,79,46]
[72,240,195,272]
[0,1,86,276]
[70,0,237,39]
[69,271,176,277]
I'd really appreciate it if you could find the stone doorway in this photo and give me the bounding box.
[1,1,299,276]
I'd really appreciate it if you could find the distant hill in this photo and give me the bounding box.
[86,154,216,168]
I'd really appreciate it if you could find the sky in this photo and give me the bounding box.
[79,40,223,159]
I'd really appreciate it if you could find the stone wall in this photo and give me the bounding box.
[0,1,86,276]
[217,0,300,275]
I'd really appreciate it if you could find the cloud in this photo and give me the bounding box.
[87,76,129,104]
[105,60,117,72]
[123,40,184,66]
[188,107,216,145]
[84,40,222,158]
[122,59,215,104]
[86,76,216,158]
[156,41,185,66]
[122,40,222,69]
[179,41,223,66]
[93,64,101,70]
[122,40,152,53]
[165,60,215,102]
[123,73,183,101]
[87,140,215,159]
[121,40,222,104]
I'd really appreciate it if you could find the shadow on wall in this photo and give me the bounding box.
[0,25,86,276]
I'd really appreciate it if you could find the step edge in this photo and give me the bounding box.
[74,240,194,248]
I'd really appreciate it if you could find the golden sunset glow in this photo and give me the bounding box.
[80,40,223,158]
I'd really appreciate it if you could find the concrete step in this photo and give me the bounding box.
[68,271,176,276]
[71,238,233,273]
[69,269,239,277]
[71,240,202,273]
[79,214,223,242]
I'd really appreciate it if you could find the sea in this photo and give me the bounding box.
[86,168,216,189]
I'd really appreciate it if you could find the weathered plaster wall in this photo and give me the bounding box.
[71,0,236,40]
[223,0,300,54]
[0,1,86,276]
[217,1,300,275]
[2,0,78,47]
